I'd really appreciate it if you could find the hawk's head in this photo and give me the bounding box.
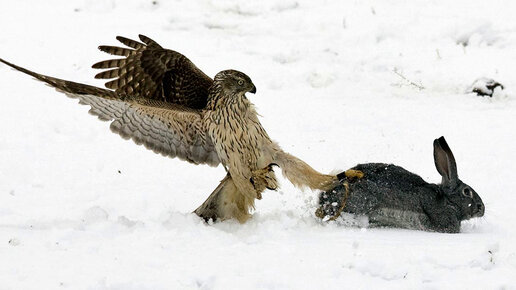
[214,70,256,95]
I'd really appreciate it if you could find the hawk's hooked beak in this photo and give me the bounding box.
[249,84,256,94]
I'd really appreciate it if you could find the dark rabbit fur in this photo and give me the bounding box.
[317,137,484,233]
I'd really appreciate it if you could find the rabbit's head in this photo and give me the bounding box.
[434,137,485,220]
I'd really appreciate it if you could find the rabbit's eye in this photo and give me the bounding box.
[462,187,473,198]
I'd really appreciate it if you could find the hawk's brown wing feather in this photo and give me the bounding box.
[0,58,220,166]
[93,35,213,109]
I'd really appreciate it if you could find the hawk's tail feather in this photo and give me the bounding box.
[0,58,116,98]
[273,149,338,191]
[194,174,254,223]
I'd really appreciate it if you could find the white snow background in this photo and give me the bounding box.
[0,0,515,289]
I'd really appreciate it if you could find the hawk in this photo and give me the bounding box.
[0,35,338,223]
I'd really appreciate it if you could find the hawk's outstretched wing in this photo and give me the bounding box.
[0,58,220,166]
[93,35,213,109]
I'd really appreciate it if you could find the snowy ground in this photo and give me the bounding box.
[1,0,515,289]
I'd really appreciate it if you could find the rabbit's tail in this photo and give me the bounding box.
[273,149,337,191]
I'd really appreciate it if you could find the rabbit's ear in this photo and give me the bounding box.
[433,136,458,187]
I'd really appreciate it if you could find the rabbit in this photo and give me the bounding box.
[316,137,485,233]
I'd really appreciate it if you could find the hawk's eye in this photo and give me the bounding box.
[238,80,244,86]
[462,187,473,198]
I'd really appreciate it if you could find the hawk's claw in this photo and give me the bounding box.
[336,169,364,181]
[250,165,279,195]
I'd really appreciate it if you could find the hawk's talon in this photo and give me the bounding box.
[267,163,279,171]
[336,169,364,182]
[249,165,279,194]
[345,169,364,179]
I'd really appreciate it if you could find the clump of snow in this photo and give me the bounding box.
[81,206,109,225]
[1,0,516,289]
[468,77,505,97]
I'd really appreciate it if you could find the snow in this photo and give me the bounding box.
[0,0,515,289]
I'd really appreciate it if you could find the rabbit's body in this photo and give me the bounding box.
[317,138,485,233]
[322,163,462,233]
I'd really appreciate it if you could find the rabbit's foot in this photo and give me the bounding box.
[250,163,279,199]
